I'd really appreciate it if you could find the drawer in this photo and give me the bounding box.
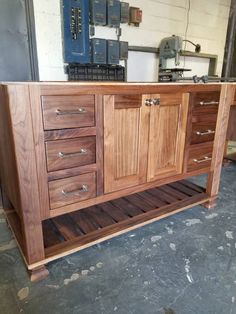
[49,172,96,209]
[187,142,213,172]
[42,95,95,130]
[191,114,217,144]
[192,92,220,114]
[46,136,96,172]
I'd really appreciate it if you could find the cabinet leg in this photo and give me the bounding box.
[29,265,49,282]
[202,197,218,209]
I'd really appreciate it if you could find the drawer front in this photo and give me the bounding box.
[42,95,95,130]
[49,172,96,209]
[191,114,217,144]
[46,136,96,172]
[193,92,220,114]
[187,142,213,172]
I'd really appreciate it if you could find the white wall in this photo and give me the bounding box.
[33,0,231,81]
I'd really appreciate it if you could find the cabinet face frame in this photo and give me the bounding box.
[147,93,189,182]
[103,94,150,193]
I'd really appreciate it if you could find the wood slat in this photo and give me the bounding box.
[85,206,116,228]
[42,220,65,248]
[97,203,129,222]
[111,198,143,217]
[147,188,177,204]
[44,193,208,258]
[160,185,188,200]
[52,215,83,240]
[42,180,208,260]
[169,181,199,197]
[137,190,167,207]
[69,211,99,234]
[124,194,154,212]
[179,180,205,193]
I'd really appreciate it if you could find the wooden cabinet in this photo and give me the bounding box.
[0,83,234,282]
[104,93,189,193]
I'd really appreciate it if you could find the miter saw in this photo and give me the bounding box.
[158,35,201,82]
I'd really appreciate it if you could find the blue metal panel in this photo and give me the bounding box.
[90,0,107,26]
[119,41,128,60]
[91,38,107,64]
[63,0,90,63]
[107,0,120,27]
[107,40,120,64]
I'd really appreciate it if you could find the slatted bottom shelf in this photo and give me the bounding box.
[42,180,209,259]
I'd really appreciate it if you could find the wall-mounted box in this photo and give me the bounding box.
[107,40,120,64]
[129,7,142,26]
[119,41,128,60]
[63,0,90,63]
[107,0,121,27]
[90,0,107,25]
[120,2,129,23]
[91,38,107,64]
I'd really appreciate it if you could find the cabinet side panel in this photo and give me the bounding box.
[0,86,21,213]
[7,85,45,264]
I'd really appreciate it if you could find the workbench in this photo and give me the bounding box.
[0,82,234,281]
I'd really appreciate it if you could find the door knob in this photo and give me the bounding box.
[145,98,160,106]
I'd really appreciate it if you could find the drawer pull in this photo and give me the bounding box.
[193,156,212,164]
[199,101,219,106]
[58,149,88,158]
[195,130,215,136]
[56,108,86,115]
[62,184,89,196]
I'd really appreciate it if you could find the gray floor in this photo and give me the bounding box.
[1,164,236,314]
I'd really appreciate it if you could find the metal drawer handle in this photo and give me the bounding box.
[196,130,215,136]
[62,184,89,196]
[56,108,86,115]
[193,156,212,164]
[199,101,219,106]
[145,98,160,106]
[58,149,87,158]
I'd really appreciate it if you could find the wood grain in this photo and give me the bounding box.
[49,172,96,209]
[29,86,51,220]
[147,93,189,181]
[104,94,149,193]
[44,127,96,141]
[42,95,95,130]
[48,164,97,181]
[207,84,236,199]
[6,85,45,264]
[45,136,96,172]
[95,95,104,196]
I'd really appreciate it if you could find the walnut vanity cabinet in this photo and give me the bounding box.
[0,83,234,282]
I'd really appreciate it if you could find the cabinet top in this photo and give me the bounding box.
[0,81,235,86]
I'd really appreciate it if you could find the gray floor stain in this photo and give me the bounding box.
[151,235,162,242]
[0,163,236,314]
[226,231,234,239]
[184,218,202,226]
[0,239,16,251]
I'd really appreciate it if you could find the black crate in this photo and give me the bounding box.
[67,64,125,81]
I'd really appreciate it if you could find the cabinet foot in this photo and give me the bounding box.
[202,197,218,209]
[29,265,49,282]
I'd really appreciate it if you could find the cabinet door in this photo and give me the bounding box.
[104,94,149,193]
[147,93,189,181]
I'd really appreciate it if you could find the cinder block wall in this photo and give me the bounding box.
[33,0,230,81]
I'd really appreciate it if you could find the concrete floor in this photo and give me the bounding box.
[1,164,236,314]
